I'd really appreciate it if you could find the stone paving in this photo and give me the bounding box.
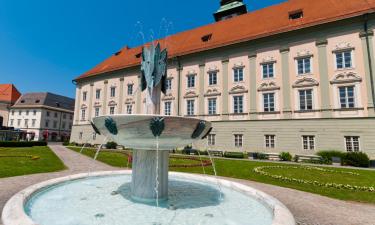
[1,144,375,225]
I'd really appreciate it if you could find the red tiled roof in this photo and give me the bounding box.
[75,0,375,81]
[0,84,21,104]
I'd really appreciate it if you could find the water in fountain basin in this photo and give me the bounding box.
[25,175,274,225]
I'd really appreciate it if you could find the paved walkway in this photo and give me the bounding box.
[1,144,375,225]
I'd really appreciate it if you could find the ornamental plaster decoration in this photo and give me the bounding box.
[186,70,197,76]
[184,90,198,98]
[94,102,102,107]
[330,72,362,84]
[125,98,135,104]
[80,104,88,109]
[233,62,245,69]
[207,65,219,73]
[204,88,221,97]
[296,49,313,58]
[229,85,248,94]
[260,56,276,64]
[162,93,175,101]
[333,42,354,52]
[257,81,280,92]
[292,77,319,88]
[108,100,117,106]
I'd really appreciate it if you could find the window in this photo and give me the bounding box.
[233,96,243,114]
[109,106,115,115]
[10,119,14,126]
[208,72,217,85]
[127,84,134,95]
[82,91,87,101]
[234,134,243,148]
[19,111,22,116]
[164,102,171,116]
[33,110,36,115]
[62,122,66,129]
[53,121,57,128]
[345,136,360,152]
[11,110,14,116]
[336,51,352,69]
[63,114,66,119]
[187,75,195,88]
[46,111,50,117]
[79,132,83,140]
[208,98,217,115]
[24,119,29,127]
[32,119,36,127]
[17,119,21,126]
[289,10,303,20]
[95,108,100,117]
[26,110,29,116]
[81,109,86,120]
[302,136,315,150]
[262,63,274,79]
[110,87,116,97]
[54,112,58,118]
[96,89,101,99]
[126,105,133,115]
[299,89,313,110]
[339,86,355,108]
[233,68,244,82]
[187,100,195,116]
[93,133,96,140]
[70,115,73,120]
[263,93,275,112]
[207,134,216,146]
[166,79,172,90]
[45,120,49,128]
[297,57,311,75]
[265,135,275,148]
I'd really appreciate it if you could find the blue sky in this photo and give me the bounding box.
[0,0,285,98]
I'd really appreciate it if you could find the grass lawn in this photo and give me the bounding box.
[0,146,66,178]
[68,146,375,204]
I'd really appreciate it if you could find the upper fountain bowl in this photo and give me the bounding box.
[92,115,212,151]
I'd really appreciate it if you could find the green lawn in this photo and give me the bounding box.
[0,146,66,178]
[68,146,375,204]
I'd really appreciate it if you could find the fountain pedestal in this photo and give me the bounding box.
[131,150,169,202]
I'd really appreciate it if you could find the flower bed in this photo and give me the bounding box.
[253,166,375,192]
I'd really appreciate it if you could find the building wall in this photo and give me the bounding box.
[0,102,10,127]
[8,108,73,141]
[71,15,375,158]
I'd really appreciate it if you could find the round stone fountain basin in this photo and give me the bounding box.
[2,171,295,225]
[92,115,212,151]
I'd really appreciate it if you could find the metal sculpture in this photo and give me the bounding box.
[140,43,168,114]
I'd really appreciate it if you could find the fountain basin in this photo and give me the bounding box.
[92,115,212,150]
[2,171,295,225]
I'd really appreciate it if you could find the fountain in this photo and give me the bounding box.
[1,42,296,225]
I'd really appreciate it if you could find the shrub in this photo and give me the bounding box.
[62,141,70,146]
[342,152,370,168]
[256,153,269,160]
[317,150,345,164]
[197,150,209,156]
[224,151,246,159]
[279,152,292,161]
[106,141,118,149]
[0,141,47,147]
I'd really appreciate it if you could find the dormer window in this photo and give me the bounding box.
[201,34,212,42]
[114,51,121,56]
[289,10,303,20]
[135,53,142,58]
[20,100,25,103]
[35,100,40,103]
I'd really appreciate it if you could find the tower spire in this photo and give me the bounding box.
[214,0,247,21]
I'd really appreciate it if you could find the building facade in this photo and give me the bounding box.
[0,84,21,128]
[9,93,74,141]
[70,0,375,158]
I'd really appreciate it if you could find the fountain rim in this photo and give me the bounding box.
[1,171,295,225]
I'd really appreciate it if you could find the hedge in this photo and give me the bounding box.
[224,151,246,159]
[0,141,47,147]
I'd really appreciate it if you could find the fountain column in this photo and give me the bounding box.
[131,150,169,202]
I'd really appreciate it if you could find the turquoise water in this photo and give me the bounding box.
[25,175,273,225]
